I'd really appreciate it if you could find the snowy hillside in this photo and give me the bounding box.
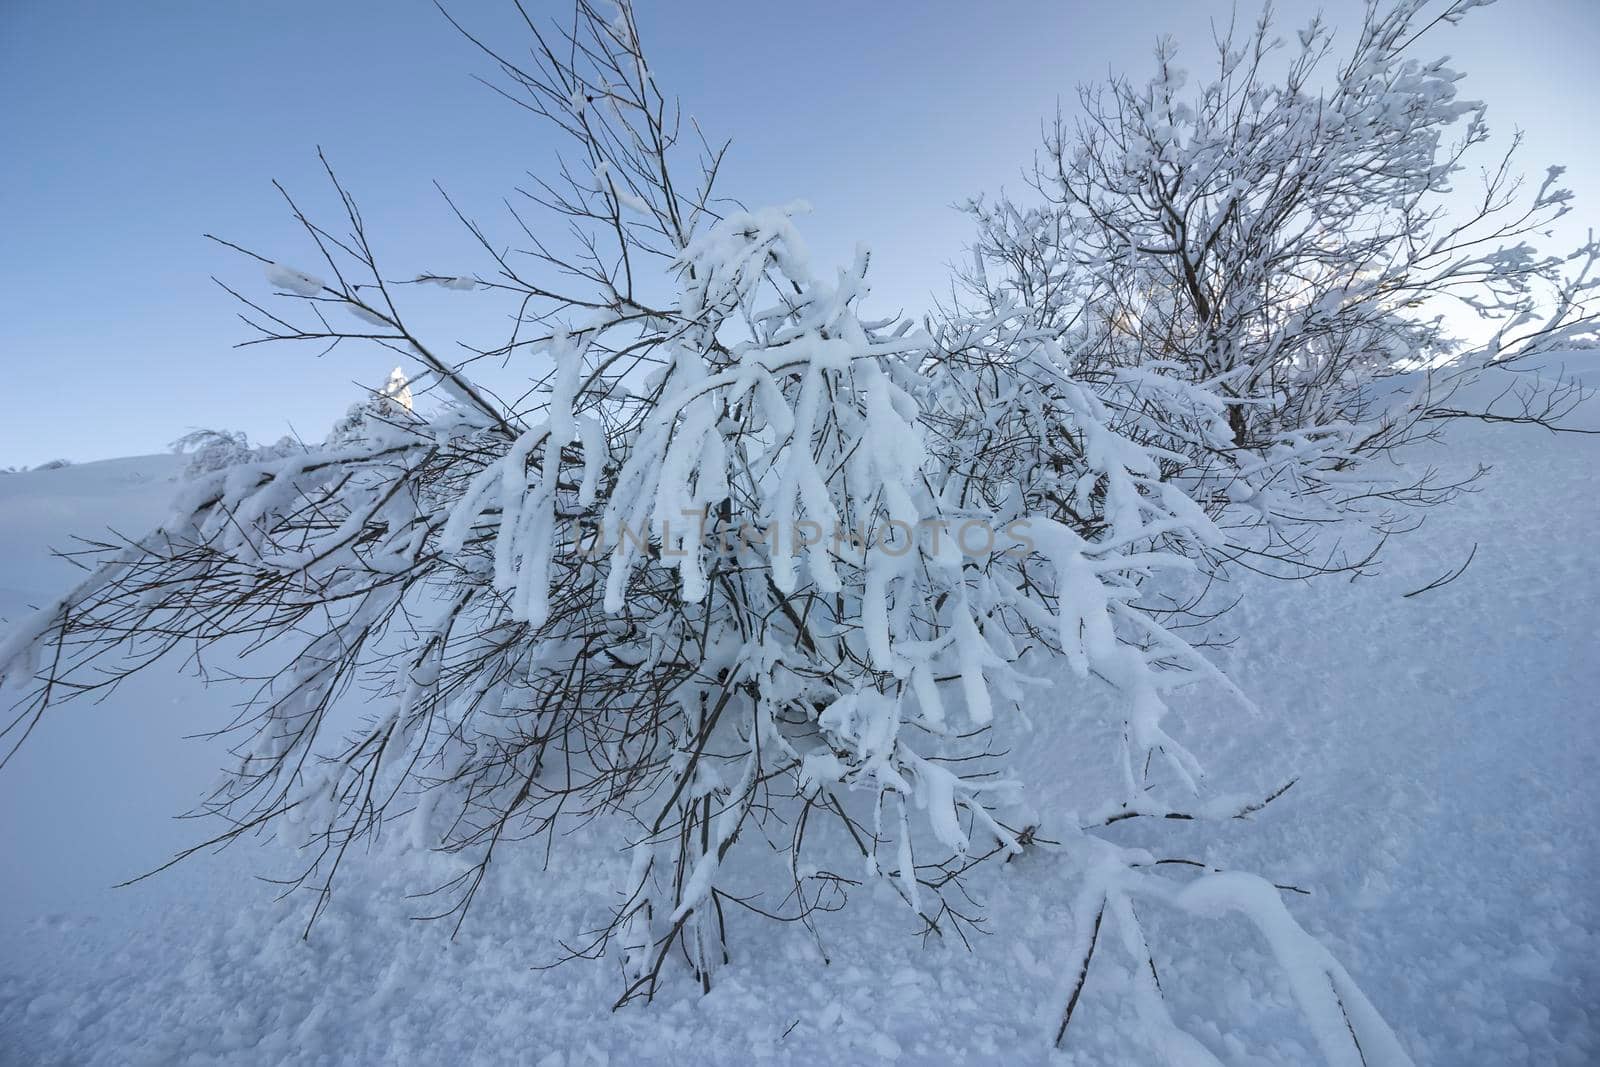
[1,359,1595,1065]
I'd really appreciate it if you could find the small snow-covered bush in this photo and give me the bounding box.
[1,1,1591,1061]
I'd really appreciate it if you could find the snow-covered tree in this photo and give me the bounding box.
[4,1,1587,1061]
[381,367,413,413]
[958,0,1596,580]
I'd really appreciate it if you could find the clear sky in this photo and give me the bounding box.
[3,0,1596,467]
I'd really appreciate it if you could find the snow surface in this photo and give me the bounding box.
[0,361,1596,1065]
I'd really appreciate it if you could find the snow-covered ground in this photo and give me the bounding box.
[1,362,1596,1065]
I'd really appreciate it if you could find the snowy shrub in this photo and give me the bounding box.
[172,428,301,475]
[1,1,1592,1061]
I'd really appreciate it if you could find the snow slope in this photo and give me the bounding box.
[1,362,1596,1065]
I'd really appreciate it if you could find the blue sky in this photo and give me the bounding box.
[3,0,1596,467]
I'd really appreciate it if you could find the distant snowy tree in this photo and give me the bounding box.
[958,0,1596,580]
[2,1,1589,1063]
[381,367,413,413]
